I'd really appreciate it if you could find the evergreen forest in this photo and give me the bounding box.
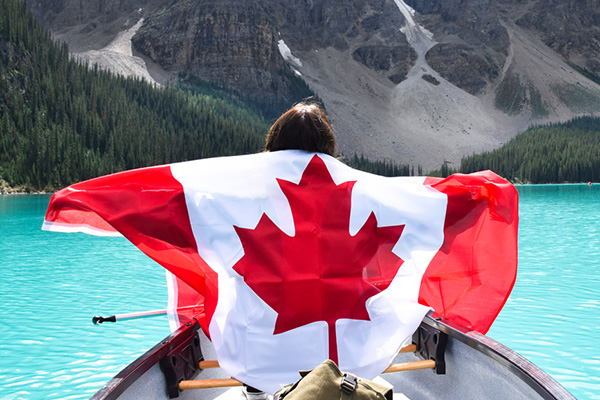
[0,0,271,190]
[346,153,421,177]
[460,117,600,183]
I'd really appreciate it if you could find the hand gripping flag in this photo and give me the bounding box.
[42,150,518,394]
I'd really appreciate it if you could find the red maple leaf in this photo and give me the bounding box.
[233,155,405,363]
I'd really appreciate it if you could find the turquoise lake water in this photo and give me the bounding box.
[0,184,599,399]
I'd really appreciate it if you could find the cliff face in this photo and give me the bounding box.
[132,0,293,104]
[27,0,157,51]
[28,0,418,106]
[130,0,417,105]
[405,0,600,91]
[404,0,510,95]
[26,0,600,170]
[515,0,600,74]
[267,0,417,85]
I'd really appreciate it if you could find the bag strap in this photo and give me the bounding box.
[340,372,357,400]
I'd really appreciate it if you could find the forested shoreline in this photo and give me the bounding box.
[460,117,600,184]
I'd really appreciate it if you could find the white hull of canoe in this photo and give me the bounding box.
[91,314,575,400]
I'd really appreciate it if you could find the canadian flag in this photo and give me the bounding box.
[43,150,518,393]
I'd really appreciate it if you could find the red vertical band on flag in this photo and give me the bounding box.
[421,171,519,333]
[44,165,217,332]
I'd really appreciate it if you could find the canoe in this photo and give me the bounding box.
[90,313,575,400]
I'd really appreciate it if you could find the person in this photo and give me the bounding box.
[240,102,337,400]
[265,102,338,156]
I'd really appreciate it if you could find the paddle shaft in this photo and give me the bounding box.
[384,359,436,373]
[92,306,199,324]
[179,378,243,390]
[184,356,435,390]
[197,344,418,370]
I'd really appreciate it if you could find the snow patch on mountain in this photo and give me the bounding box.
[278,39,303,68]
[394,0,435,56]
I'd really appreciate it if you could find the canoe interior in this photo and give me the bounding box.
[91,314,575,400]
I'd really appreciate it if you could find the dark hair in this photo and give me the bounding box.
[265,103,337,156]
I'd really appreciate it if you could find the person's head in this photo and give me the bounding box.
[265,102,337,156]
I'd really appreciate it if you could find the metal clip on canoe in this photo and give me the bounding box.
[412,321,448,375]
[159,330,204,398]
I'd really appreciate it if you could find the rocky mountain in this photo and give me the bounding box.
[26,0,600,171]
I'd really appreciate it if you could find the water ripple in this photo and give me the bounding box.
[1,195,171,400]
[488,184,600,400]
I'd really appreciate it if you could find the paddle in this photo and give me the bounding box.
[92,306,199,324]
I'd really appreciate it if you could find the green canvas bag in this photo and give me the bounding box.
[273,359,393,400]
